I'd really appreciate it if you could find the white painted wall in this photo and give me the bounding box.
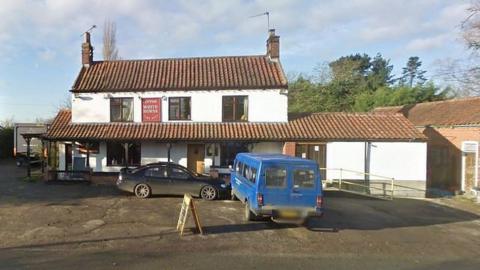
[60,140,427,181]
[325,141,427,181]
[58,143,66,171]
[71,89,288,123]
[369,142,427,181]
[326,142,366,180]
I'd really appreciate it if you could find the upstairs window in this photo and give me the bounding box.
[222,96,248,122]
[169,97,191,120]
[110,98,133,122]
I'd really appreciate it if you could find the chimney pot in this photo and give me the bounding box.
[82,32,93,67]
[266,28,279,60]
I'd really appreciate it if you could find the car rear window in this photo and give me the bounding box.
[293,169,315,188]
[265,167,286,188]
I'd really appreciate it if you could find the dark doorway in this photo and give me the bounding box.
[65,144,72,171]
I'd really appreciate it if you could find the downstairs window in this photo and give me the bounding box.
[107,142,141,166]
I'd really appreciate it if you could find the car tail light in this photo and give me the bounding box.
[316,195,323,208]
[257,193,264,206]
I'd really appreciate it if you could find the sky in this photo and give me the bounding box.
[0,0,473,122]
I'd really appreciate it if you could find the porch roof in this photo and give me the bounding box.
[44,110,426,142]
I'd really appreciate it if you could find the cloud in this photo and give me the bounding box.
[0,0,473,66]
[405,34,450,51]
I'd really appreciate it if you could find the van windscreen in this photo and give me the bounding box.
[293,169,315,188]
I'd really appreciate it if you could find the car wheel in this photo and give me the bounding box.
[134,184,151,199]
[200,185,217,201]
[244,202,258,221]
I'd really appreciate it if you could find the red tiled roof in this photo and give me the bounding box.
[45,110,426,141]
[374,97,480,126]
[72,55,288,92]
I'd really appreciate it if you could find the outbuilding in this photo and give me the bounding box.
[375,97,480,195]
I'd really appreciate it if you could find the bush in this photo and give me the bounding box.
[0,127,14,159]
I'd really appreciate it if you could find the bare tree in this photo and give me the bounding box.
[435,58,480,96]
[57,94,72,110]
[435,1,480,96]
[463,1,480,50]
[103,19,119,61]
[0,117,15,128]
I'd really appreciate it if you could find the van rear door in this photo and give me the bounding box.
[288,165,318,207]
[262,165,289,206]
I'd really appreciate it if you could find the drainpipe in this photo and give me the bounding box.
[124,143,129,169]
[26,137,31,178]
[167,143,172,163]
[85,142,90,168]
[365,141,371,193]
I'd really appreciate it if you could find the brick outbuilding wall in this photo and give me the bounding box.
[423,126,480,192]
[282,142,296,156]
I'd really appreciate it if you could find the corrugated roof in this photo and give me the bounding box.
[374,97,480,126]
[72,55,288,92]
[45,110,426,141]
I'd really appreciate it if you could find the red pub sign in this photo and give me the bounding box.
[142,98,161,122]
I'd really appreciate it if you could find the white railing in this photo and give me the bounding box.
[320,168,395,200]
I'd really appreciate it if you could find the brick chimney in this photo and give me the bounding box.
[266,29,279,60]
[81,32,93,67]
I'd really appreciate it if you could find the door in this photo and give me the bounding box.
[296,144,326,180]
[144,165,174,194]
[65,144,72,171]
[168,165,199,195]
[262,165,290,206]
[289,165,318,207]
[187,144,205,174]
[462,142,478,192]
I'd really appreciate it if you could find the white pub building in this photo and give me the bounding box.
[45,30,428,196]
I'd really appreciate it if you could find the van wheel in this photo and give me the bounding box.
[244,202,258,221]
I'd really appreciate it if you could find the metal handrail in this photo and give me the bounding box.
[320,167,395,199]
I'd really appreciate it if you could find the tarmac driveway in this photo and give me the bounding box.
[1,159,480,270]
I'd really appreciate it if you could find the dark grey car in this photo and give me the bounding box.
[116,162,229,200]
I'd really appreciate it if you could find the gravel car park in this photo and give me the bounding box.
[1,159,480,270]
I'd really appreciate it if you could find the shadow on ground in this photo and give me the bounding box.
[204,191,479,234]
[2,158,479,234]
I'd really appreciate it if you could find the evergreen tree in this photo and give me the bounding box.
[288,54,450,113]
[369,53,394,87]
[400,56,427,87]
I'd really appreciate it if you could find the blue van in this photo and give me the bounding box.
[231,153,324,222]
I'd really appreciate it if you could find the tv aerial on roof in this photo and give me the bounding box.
[249,11,270,31]
[80,25,97,36]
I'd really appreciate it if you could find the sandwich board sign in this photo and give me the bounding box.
[176,194,203,236]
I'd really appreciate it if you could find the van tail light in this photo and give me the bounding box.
[257,193,264,206]
[316,195,323,208]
